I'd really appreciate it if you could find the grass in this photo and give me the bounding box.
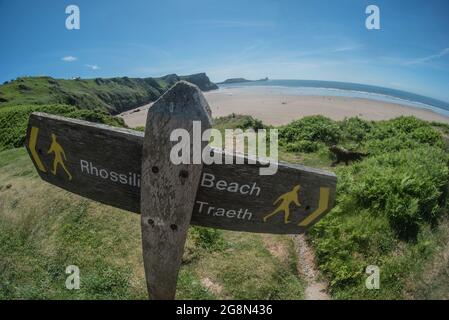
[1,113,449,299]
[0,149,146,299]
[0,73,217,114]
[213,114,449,299]
[180,231,304,300]
[0,148,304,299]
[278,116,449,299]
[213,114,268,133]
[404,219,449,299]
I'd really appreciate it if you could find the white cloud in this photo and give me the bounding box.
[86,64,100,70]
[332,44,362,53]
[405,48,449,65]
[62,56,77,62]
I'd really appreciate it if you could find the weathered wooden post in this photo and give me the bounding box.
[25,80,337,300]
[140,81,212,300]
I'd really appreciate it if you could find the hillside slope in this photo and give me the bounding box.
[0,147,304,299]
[0,73,218,114]
[1,114,449,299]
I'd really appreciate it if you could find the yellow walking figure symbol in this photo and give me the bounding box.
[47,134,72,180]
[263,185,301,224]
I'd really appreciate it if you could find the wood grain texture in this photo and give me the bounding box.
[25,112,144,213]
[140,81,212,299]
[26,112,337,235]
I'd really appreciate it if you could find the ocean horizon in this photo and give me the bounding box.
[218,80,449,118]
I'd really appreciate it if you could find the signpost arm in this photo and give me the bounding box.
[140,81,212,300]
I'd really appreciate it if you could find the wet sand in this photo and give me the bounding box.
[120,87,449,127]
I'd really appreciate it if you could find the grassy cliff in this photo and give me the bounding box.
[0,73,218,114]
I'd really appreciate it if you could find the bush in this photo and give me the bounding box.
[213,114,267,132]
[279,115,341,145]
[342,147,448,239]
[279,115,443,158]
[239,117,265,131]
[284,140,320,153]
[292,115,449,299]
[339,117,373,143]
[0,104,126,150]
[310,145,449,298]
[411,126,444,146]
[190,226,226,251]
[366,117,443,150]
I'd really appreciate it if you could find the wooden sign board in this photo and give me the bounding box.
[25,80,337,300]
[25,117,336,235]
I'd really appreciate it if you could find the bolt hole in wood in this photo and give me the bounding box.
[147,218,154,227]
[151,166,159,174]
[305,205,310,211]
[170,224,178,231]
[179,170,189,179]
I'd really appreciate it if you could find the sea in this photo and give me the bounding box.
[218,80,449,118]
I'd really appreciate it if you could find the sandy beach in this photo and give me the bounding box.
[120,87,449,127]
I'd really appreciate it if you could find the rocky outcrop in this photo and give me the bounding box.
[179,73,218,91]
[217,77,268,84]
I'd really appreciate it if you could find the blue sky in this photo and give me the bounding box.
[1,0,448,101]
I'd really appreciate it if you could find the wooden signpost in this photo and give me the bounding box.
[140,82,212,299]
[25,81,337,299]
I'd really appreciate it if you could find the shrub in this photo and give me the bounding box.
[0,104,126,150]
[213,114,267,132]
[239,116,265,131]
[410,126,444,147]
[279,115,341,145]
[284,140,320,153]
[289,115,449,299]
[338,146,448,239]
[363,117,444,155]
[310,145,449,298]
[190,226,226,251]
[367,116,436,142]
[339,117,373,143]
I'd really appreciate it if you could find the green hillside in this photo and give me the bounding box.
[1,113,448,299]
[0,73,218,114]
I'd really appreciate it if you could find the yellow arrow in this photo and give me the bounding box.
[298,187,330,227]
[29,127,47,173]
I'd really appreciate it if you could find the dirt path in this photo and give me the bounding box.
[294,234,331,300]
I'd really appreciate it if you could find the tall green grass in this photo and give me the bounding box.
[276,115,449,299]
